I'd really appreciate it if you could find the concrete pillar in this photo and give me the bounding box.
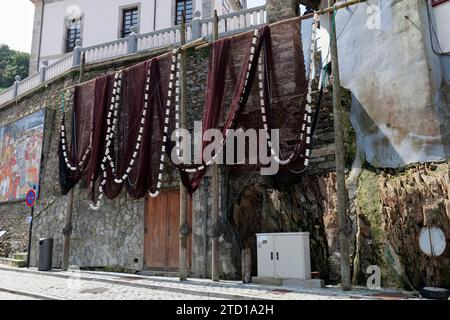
[72,39,82,67]
[29,0,44,74]
[39,60,48,84]
[191,17,202,40]
[127,25,138,54]
[13,76,22,97]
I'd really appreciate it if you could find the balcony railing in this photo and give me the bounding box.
[0,5,266,108]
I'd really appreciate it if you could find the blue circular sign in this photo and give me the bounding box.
[26,189,37,207]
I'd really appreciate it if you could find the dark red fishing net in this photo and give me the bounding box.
[59,78,96,194]
[180,20,309,193]
[100,54,173,201]
[60,19,309,200]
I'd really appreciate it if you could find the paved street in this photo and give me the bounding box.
[0,265,421,300]
[0,267,219,300]
[0,291,37,300]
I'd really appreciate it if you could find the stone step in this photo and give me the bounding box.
[0,257,27,268]
[12,252,28,261]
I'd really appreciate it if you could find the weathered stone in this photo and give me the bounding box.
[445,200,450,220]
[423,201,445,227]
[376,163,450,289]
[311,144,335,158]
[328,252,341,283]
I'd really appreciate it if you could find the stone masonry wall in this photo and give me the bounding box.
[0,50,167,269]
[1,10,339,277]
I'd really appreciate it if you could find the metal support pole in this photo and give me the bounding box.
[179,14,189,282]
[211,10,220,283]
[26,206,34,268]
[328,0,351,291]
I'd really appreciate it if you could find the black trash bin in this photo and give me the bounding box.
[38,238,53,271]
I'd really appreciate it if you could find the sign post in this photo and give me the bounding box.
[25,188,37,268]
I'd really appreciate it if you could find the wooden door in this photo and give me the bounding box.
[144,189,191,270]
[166,190,180,269]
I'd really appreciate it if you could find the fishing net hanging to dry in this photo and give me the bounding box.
[60,18,316,201]
[59,53,176,205]
[177,19,313,193]
[59,78,100,195]
[91,53,176,206]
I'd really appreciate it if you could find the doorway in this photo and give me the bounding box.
[144,189,192,270]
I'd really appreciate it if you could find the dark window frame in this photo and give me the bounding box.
[175,0,193,25]
[65,17,82,53]
[120,6,140,38]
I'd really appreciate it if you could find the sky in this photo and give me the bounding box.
[0,0,266,54]
[0,0,35,53]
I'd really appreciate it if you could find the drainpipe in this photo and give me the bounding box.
[153,0,157,31]
[37,0,45,73]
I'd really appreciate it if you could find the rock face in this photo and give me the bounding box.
[232,175,334,279]
[379,164,450,288]
[0,209,28,257]
[352,163,450,289]
[231,162,450,290]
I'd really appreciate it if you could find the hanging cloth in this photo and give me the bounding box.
[93,53,174,203]
[178,19,314,192]
[101,60,151,200]
[59,77,107,195]
[178,26,270,193]
[86,74,111,202]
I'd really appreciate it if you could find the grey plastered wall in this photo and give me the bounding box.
[322,0,450,167]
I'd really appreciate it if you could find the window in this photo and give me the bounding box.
[121,7,139,38]
[65,17,82,53]
[175,0,193,25]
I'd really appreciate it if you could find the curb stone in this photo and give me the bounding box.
[0,286,59,300]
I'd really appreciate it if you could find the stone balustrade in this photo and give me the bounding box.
[0,5,267,108]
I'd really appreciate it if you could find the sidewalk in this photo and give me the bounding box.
[0,265,419,300]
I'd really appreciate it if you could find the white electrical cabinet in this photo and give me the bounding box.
[256,232,311,280]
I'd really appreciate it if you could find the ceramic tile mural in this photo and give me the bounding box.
[0,110,45,202]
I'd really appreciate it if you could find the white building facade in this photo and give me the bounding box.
[29,0,246,72]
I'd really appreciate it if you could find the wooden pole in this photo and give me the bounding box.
[328,0,351,291]
[180,37,207,51]
[61,189,74,271]
[211,10,220,282]
[62,52,85,272]
[179,14,189,282]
